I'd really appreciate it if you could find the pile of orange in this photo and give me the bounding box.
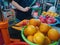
[24,19,60,45]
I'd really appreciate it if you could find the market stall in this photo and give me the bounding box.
[0,0,60,45]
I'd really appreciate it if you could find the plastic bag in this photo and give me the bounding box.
[48,6,56,13]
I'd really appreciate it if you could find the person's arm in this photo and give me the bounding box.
[11,1,30,12]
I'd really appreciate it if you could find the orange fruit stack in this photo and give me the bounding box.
[48,29,59,41]
[23,19,60,45]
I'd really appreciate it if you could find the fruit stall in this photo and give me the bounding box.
[0,0,60,45]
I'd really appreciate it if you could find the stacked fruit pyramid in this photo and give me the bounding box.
[21,19,60,45]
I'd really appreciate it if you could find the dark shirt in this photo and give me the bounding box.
[14,0,34,20]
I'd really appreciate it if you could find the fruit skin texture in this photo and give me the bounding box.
[58,33,60,38]
[29,19,41,26]
[48,28,59,41]
[24,25,36,36]
[59,34,60,39]
[43,36,51,45]
[46,17,56,24]
[33,32,45,44]
[27,35,33,42]
[39,15,46,23]
[39,23,51,33]
[42,11,46,15]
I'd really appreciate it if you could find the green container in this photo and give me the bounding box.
[21,27,58,45]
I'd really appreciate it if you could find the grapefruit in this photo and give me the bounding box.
[33,32,45,44]
[39,23,51,33]
[24,25,36,36]
[48,28,59,41]
[43,36,51,45]
[59,34,60,39]
[29,19,41,26]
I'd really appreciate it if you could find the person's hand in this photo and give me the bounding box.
[23,7,30,12]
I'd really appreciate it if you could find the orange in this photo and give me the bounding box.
[35,26,39,31]
[24,25,36,36]
[39,23,51,33]
[43,36,51,45]
[59,34,60,38]
[36,19,41,26]
[48,28,59,41]
[33,32,45,44]
[27,35,33,42]
[29,19,41,26]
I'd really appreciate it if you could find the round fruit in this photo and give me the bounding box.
[48,28,59,41]
[24,25,36,36]
[33,32,45,44]
[59,34,60,38]
[43,36,51,45]
[29,19,41,26]
[39,23,51,33]
[42,11,46,15]
[36,19,41,26]
[27,35,33,42]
